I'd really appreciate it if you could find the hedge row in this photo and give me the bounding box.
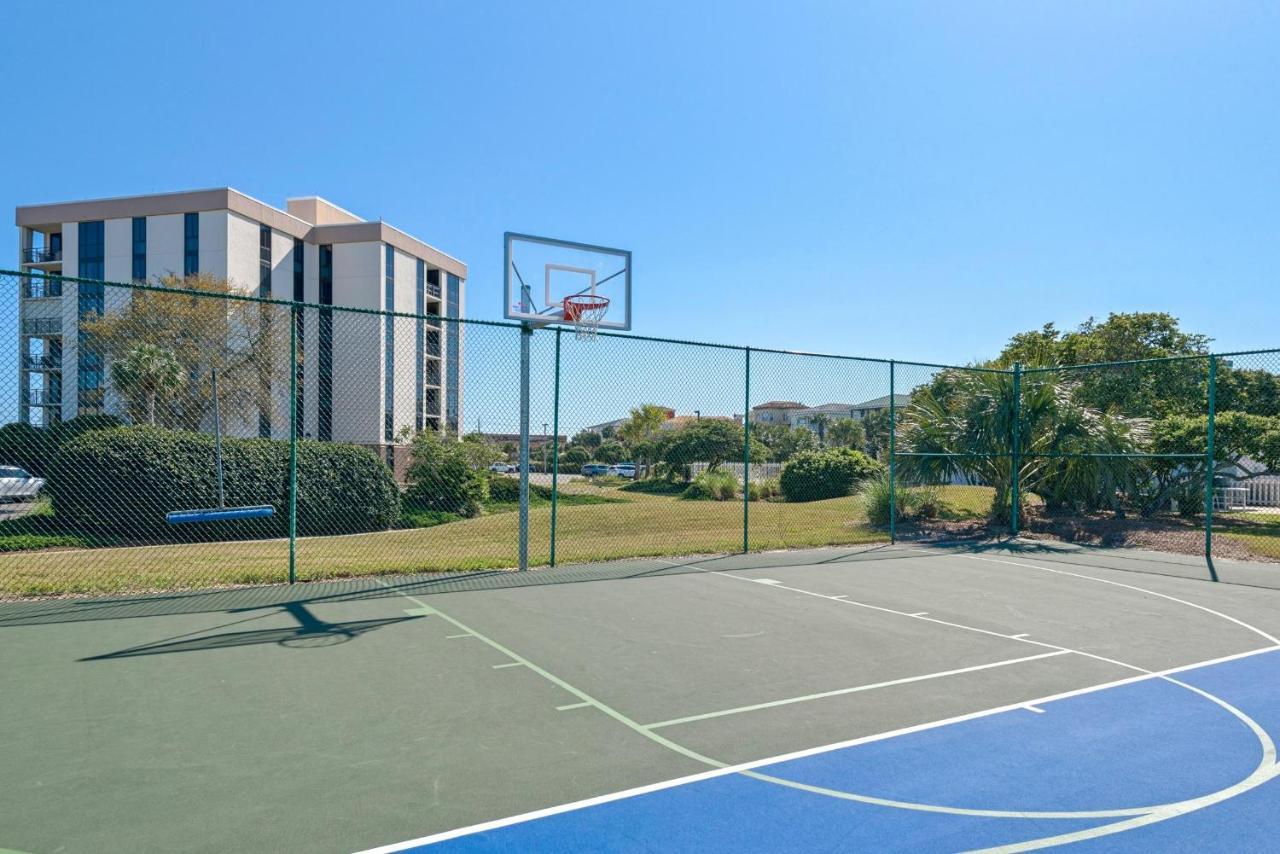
[49,427,400,538]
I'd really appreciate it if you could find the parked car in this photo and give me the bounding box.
[0,466,43,502]
[608,463,638,479]
[488,463,516,474]
[581,463,611,477]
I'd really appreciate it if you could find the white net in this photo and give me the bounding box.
[563,295,610,340]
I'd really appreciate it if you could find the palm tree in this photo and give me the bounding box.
[111,344,185,426]
[827,417,865,450]
[898,369,1144,525]
[807,412,832,447]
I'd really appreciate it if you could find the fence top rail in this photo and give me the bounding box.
[6,269,1276,372]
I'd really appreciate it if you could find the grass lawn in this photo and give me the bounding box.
[1217,510,1280,562]
[0,484,992,598]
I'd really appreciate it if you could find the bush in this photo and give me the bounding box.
[485,474,553,504]
[860,473,944,527]
[748,477,781,502]
[404,430,492,517]
[682,469,739,501]
[49,427,399,538]
[780,448,883,502]
[620,478,687,495]
[0,414,124,478]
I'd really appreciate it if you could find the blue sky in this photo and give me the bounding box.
[2,1,1278,367]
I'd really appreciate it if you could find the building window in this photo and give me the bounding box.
[293,238,305,429]
[131,217,146,281]
[257,225,272,438]
[318,244,333,442]
[77,221,105,414]
[384,245,395,443]
[415,259,425,432]
[446,273,461,434]
[183,212,199,276]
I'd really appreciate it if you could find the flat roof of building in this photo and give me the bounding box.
[16,187,466,278]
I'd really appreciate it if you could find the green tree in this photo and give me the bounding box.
[807,412,832,447]
[594,440,627,464]
[83,273,288,430]
[404,430,497,517]
[110,343,185,425]
[753,422,817,462]
[861,409,892,460]
[899,369,1144,523]
[559,446,591,469]
[663,420,748,481]
[620,404,670,475]
[827,417,866,450]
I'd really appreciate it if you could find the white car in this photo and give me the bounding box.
[488,463,517,474]
[0,466,43,502]
[608,464,637,479]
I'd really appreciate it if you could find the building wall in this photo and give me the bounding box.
[224,211,259,293]
[147,214,184,278]
[58,222,79,416]
[392,248,419,439]
[329,241,381,444]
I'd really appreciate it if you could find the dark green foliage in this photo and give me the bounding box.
[559,446,591,468]
[0,414,124,477]
[780,448,883,502]
[48,427,398,537]
[860,473,942,527]
[619,478,687,495]
[486,474,554,504]
[594,441,627,464]
[404,430,494,518]
[0,423,55,477]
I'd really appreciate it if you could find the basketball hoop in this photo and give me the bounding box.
[563,294,610,340]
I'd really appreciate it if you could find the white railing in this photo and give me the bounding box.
[1248,478,1280,508]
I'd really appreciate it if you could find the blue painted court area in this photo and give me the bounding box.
[377,646,1280,853]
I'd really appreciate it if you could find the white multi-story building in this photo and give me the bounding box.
[15,188,466,458]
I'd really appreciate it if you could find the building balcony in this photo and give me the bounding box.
[21,318,62,336]
[21,276,62,299]
[21,247,62,265]
[21,389,62,408]
[22,355,61,371]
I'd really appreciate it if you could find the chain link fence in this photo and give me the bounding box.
[3,269,1279,598]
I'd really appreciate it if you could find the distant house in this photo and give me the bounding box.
[659,414,738,431]
[752,396,911,430]
[749,401,807,426]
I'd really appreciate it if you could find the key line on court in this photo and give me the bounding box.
[643,650,1072,730]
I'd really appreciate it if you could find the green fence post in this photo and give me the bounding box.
[550,328,562,567]
[288,302,298,584]
[889,361,896,545]
[1011,362,1022,538]
[742,347,751,554]
[1204,355,1218,581]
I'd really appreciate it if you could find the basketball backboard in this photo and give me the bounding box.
[504,232,632,331]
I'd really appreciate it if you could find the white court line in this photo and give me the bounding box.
[491,662,523,670]
[556,701,592,711]
[444,633,473,639]
[644,650,1071,729]
[1023,705,1045,714]
[1010,633,1030,640]
[356,643,1280,854]
[960,554,1280,646]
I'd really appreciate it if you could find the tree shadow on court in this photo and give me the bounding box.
[79,601,424,661]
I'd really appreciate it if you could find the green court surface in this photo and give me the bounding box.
[5,544,1280,853]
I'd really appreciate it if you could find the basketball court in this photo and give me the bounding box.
[6,543,1280,852]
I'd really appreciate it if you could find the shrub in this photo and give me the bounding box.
[860,473,945,527]
[682,469,738,501]
[0,414,124,478]
[620,478,687,495]
[748,477,781,502]
[485,474,553,504]
[49,427,399,538]
[404,430,491,517]
[780,448,882,502]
